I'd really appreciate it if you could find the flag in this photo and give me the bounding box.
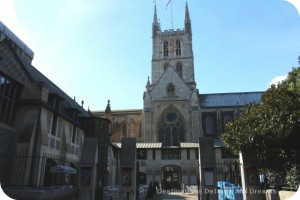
[166,0,172,10]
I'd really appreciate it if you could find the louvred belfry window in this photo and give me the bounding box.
[176,40,181,56]
[163,41,169,56]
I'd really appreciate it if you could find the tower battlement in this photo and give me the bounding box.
[158,29,185,37]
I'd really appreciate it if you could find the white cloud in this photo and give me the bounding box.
[268,75,287,86]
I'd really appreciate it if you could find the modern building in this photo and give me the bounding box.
[93,2,263,190]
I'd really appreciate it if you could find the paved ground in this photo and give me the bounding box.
[158,192,199,200]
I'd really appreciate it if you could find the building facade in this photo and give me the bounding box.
[93,2,263,189]
[0,21,110,200]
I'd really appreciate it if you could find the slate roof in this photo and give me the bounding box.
[0,21,34,59]
[199,92,263,108]
[0,37,90,118]
[81,138,98,164]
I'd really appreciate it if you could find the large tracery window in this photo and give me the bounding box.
[158,106,185,147]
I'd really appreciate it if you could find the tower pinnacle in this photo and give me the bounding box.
[185,1,192,34]
[152,4,160,37]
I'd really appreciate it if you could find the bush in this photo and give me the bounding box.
[285,166,300,189]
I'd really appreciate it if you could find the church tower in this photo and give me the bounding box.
[143,2,202,144]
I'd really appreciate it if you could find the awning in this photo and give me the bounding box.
[50,165,77,174]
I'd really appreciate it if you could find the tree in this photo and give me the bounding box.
[221,67,300,187]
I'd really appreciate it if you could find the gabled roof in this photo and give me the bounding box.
[199,92,263,108]
[150,66,192,97]
[0,21,34,59]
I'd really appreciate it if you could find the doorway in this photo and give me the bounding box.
[162,165,181,190]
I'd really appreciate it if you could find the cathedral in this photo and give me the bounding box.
[93,2,263,189]
[0,1,266,199]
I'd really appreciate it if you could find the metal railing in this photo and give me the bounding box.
[0,154,79,189]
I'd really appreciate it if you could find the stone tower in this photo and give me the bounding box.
[143,2,202,144]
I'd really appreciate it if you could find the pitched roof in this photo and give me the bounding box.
[0,21,34,59]
[199,92,263,108]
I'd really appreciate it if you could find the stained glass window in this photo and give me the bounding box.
[158,106,185,147]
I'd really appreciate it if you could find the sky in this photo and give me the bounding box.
[0,0,300,111]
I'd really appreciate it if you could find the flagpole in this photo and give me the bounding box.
[166,0,174,29]
[171,0,173,29]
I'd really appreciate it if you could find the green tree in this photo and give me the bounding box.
[221,67,300,187]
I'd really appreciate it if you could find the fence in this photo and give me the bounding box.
[0,154,79,189]
[216,160,243,200]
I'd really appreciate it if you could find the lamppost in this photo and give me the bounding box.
[196,164,201,200]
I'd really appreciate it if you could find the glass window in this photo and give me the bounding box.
[176,40,181,56]
[0,74,19,125]
[75,129,80,145]
[161,149,181,160]
[50,138,55,149]
[158,106,185,147]
[47,111,52,135]
[137,149,147,160]
[163,41,169,56]
[55,140,61,150]
[223,115,232,130]
[56,118,63,138]
[69,124,73,143]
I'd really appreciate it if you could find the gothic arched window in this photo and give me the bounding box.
[176,40,181,56]
[122,123,127,137]
[166,83,175,96]
[223,115,232,129]
[158,106,185,147]
[163,41,169,56]
[176,62,182,78]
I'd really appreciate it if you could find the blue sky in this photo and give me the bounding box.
[0,0,300,111]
